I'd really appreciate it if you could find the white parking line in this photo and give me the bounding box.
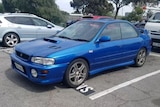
[150,52,160,57]
[89,70,160,100]
[1,48,13,54]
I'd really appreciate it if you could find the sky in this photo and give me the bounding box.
[0,0,133,16]
[55,0,74,14]
[55,0,133,16]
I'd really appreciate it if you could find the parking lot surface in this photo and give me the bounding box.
[1,47,160,107]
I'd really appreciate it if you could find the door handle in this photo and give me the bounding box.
[17,26,21,29]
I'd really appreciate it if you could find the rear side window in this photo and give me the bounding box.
[5,17,34,25]
[5,17,15,23]
[120,23,138,39]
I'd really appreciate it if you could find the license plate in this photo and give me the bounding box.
[14,63,24,73]
[152,42,160,47]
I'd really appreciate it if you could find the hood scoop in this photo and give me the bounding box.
[44,38,58,43]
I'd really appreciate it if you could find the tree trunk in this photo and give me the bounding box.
[114,7,120,19]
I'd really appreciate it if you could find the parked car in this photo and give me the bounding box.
[10,19,152,88]
[134,22,146,29]
[66,15,112,27]
[82,15,112,20]
[145,12,160,48]
[0,13,64,47]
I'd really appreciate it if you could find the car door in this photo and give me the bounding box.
[12,17,37,40]
[120,22,143,62]
[32,17,58,38]
[90,23,124,71]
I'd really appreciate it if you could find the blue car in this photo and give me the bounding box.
[10,19,152,87]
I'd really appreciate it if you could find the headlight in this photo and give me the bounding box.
[31,57,55,65]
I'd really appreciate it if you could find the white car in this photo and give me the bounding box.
[145,12,160,48]
[0,13,64,47]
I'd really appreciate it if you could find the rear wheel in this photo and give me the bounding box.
[3,33,20,47]
[64,59,89,88]
[135,48,147,67]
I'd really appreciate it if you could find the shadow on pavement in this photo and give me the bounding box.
[152,47,160,53]
[4,68,66,92]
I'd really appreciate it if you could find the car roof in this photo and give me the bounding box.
[82,15,112,19]
[80,18,130,24]
[0,13,37,17]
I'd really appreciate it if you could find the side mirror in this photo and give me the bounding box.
[97,36,111,43]
[47,25,53,28]
[138,28,144,33]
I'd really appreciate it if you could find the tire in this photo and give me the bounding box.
[134,48,147,67]
[64,59,89,88]
[3,33,20,47]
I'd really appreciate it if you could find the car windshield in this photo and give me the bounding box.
[55,21,104,41]
[148,12,160,23]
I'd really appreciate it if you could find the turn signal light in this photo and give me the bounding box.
[41,70,48,74]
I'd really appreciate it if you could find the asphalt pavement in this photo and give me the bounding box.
[0,47,160,107]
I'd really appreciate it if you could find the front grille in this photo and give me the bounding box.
[152,38,160,43]
[151,31,160,36]
[16,51,29,60]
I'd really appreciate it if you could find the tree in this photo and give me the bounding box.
[70,0,114,16]
[2,0,66,24]
[122,7,143,21]
[70,0,86,14]
[2,0,15,12]
[85,0,114,15]
[0,3,4,13]
[131,0,159,7]
[109,0,132,19]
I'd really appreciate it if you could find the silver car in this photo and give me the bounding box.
[0,13,64,47]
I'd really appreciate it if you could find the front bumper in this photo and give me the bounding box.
[10,53,67,84]
[149,33,160,47]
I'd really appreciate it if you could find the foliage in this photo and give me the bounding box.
[109,0,132,19]
[0,3,4,13]
[70,0,86,14]
[70,0,114,16]
[122,7,143,21]
[131,0,159,7]
[2,0,66,24]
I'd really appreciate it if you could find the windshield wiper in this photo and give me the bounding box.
[58,36,71,40]
[72,38,89,42]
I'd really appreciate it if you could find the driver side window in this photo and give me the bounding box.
[100,23,121,41]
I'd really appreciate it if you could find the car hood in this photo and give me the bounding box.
[15,37,86,57]
[145,22,160,31]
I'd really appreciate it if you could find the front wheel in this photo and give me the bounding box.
[64,59,89,88]
[3,33,20,47]
[134,48,147,67]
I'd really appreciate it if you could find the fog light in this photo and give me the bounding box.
[31,69,38,78]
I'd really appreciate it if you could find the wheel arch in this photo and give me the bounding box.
[140,46,148,55]
[3,32,20,42]
[63,56,90,87]
[2,32,20,47]
[68,57,90,71]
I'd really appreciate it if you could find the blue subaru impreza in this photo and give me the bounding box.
[10,19,152,87]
